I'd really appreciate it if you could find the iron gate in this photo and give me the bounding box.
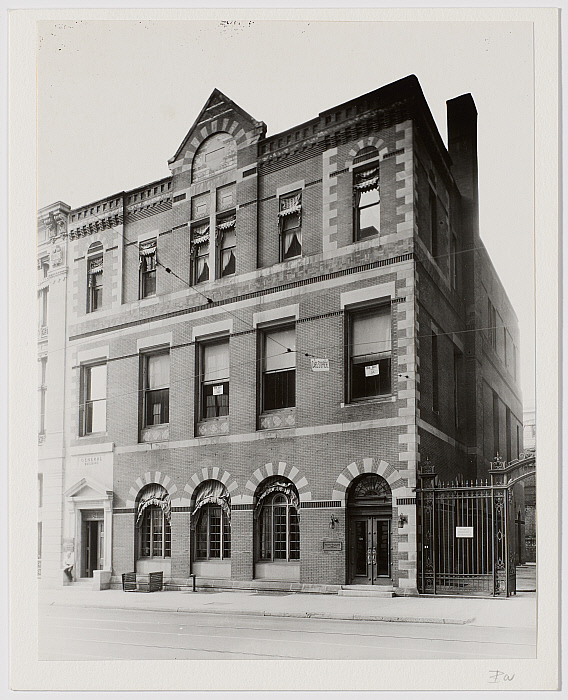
[417,454,535,597]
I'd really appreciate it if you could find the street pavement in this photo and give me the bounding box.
[39,564,536,628]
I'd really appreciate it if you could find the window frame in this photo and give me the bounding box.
[139,240,157,299]
[353,160,381,241]
[190,221,210,285]
[194,505,231,560]
[198,338,230,422]
[347,305,392,403]
[138,506,171,559]
[141,351,170,428]
[278,191,302,261]
[216,212,236,279]
[86,253,104,313]
[260,324,296,413]
[79,362,107,436]
[258,491,300,562]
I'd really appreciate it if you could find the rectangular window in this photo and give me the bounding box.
[488,300,497,349]
[453,350,461,429]
[506,407,512,463]
[80,363,107,435]
[143,352,170,426]
[349,307,392,401]
[450,233,458,289]
[493,390,500,458]
[430,189,438,258]
[353,167,380,240]
[38,288,48,329]
[278,192,302,260]
[139,240,157,298]
[87,256,103,312]
[216,214,236,278]
[39,357,47,434]
[432,332,439,413]
[191,223,210,284]
[262,326,296,411]
[200,340,229,419]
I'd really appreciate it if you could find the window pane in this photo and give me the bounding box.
[263,369,295,410]
[196,512,208,558]
[352,311,391,359]
[358,203,380,238]
[88,364,107,401]
[223,513,231,559]
[209,508,221,558]
[289,507,300,560]
[359,188,380,208]
[146,388,169,425]
[273,505,287,559]
[141,512,151,557]
[202,382,229,418]
[351,357,391,399]
[203,343,229,381]
[152,510,163,557]
[143,269,156,296]
[282,230,301,259]
[260,506,272,560]
[86,399,106,433]
[147,354,170,389]
[265,328,296,372]
[221,248,235,276]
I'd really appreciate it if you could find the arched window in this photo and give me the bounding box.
[86,242,103,313]
[192,480,231,560]
[255,478,300,561]
[348,473,392,507]
[192,133,237,183]
[353,147,380,241]
[136,484,171,559]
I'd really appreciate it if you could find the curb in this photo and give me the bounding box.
[42,599,475,625]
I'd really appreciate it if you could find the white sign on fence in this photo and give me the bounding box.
[310,358,330,372]
[455,526,474,538]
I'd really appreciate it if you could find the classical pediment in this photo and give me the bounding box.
[64,477,111,501]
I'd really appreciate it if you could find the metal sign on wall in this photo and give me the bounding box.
[322,541,342,551]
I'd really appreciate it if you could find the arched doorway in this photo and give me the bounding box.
[347,474,392,585]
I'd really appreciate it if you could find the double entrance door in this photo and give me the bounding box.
[82,514,104,578]
[348,515,390,584]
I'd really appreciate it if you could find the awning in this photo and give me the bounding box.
[139,240,157,256]
[354,168,380,192]
[88,257,103,274]
[136,484,171,527]
[253,479,300,520]
[278,193,302,217]
[191,480,231,523]
[216,217,236,231]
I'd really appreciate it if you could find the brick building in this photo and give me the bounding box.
[37,75,523,595]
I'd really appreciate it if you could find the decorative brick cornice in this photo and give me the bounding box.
[68,213,124,240]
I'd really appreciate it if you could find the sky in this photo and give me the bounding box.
[37,18,535,407]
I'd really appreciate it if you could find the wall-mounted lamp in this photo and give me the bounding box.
[398,514,408,529]
[329,514,339,530]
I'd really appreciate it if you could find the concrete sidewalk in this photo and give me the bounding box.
[40,584,536,628]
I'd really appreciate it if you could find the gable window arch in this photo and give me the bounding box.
[192,132,237,183]
[255,476,300,562]
[136,484,171,559]
[86,241,104,313]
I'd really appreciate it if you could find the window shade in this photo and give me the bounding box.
[203,342,229,381]
[265,328,296,372]
[147,354,170,389]
[352,310,391,358]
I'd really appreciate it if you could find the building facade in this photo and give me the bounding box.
[37,76,523,594]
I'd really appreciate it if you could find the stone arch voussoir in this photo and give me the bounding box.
[331,458,408,504]
[238,461,312,506]
[125,471,180,508]
[182,468,239,507]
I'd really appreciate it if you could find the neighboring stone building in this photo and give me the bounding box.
[37,75,523,594]
[523,407,536,561]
